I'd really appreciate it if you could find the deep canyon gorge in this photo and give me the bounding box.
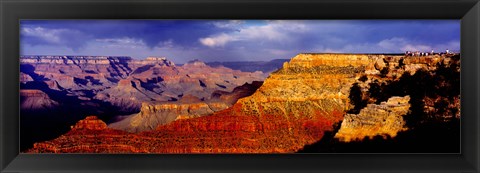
[21,53,460,153]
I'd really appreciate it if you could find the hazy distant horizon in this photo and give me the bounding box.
[20,20,460,64]
[19,52,422,64]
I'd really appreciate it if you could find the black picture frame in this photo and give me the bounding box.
[1,0,479,172]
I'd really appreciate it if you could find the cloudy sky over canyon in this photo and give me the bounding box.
[20,20,460,63]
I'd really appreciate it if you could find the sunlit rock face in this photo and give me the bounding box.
[109,82,263,133]
[20,56,268,152]
[28,116,147,153]
[109,101,228,133]
[70,116,108,130]
[236,54,374,117]
[27,53,374,153]
[334,96,411,142]
[145,53,374,153]
[25,53,460,153]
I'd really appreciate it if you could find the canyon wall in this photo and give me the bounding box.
[20,56,265,112]
[28,53,376,153]
[20,56,267,151]
[20,89,59,110]
[26,53,460,153]
[109,81,263,133]
[334,96,411,142]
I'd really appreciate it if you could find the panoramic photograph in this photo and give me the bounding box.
[20,20,460,153]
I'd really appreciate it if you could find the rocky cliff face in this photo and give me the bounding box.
[20,89,59,110]
[109,102,229,133]
[28,116,147,153]
[20,56,265,111]
[298,54,460,153]
[21,55,267,151]
[21,56,134,89]
[334,96,411,142]
[91,58,266,111]
[236,54,373,117]
[109,82,262,133]
[70,116,108,130]
[25,53,460,153]
[27,53,374,153]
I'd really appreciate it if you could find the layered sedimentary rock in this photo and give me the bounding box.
[28,53,375,153]
[20,56,265,112]
[70,116,108,130]
[93,58,265,111]
[109,101,228,133]
[333,54,460,143]
[21,56,135,89]
[21,56,268,151]
[110,82,263,133]
[25,53,461,153]
[334,96,411,142]
[364,54,451,77]
[20,89,59,110]
[20,72,34,83]
[139,54,375,153]
[29,116,146,153]
[210,81,263,105]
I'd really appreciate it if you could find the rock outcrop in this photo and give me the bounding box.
[20,89,59,110]
[109,82,263,133]
[20,56,266,112]
[20,56,269,151]
[25,53,460,153]
[334,96,411,142]
[28,116,148,153]
[108,102,229,133]
[92,58,266,111]
[70,116,108,130]
[27,53,373,153]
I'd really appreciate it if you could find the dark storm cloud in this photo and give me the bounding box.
[20,20,460,63]
[21,20,230,49]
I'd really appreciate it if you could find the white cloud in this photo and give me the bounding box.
[377,37,407,50]
[199,33,237,47]
[377,37,433,52]
[160,39,174,48]
[199,20,309,47]
[22,27,75,44]
[212,20,244,28]
[95,37,146,48]
[317,37,455,53]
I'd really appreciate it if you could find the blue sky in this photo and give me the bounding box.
[20,20,460,63]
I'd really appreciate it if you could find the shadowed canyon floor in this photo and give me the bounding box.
[23,53,460,153]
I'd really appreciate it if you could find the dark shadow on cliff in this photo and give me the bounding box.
[20,80,140,152]
[299,55,460,153]
[298,119,459,153]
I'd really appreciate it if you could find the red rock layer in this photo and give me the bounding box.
[27,53,371,153]
[109,82,263,133]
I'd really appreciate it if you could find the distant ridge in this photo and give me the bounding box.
[206,59,290,73]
